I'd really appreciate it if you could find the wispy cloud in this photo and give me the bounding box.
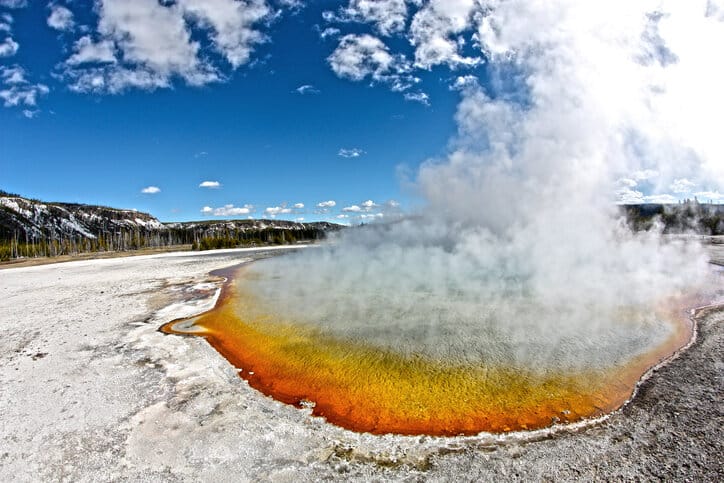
[0,66,49,109]
[294,202,304,209]
[141,186,160,194]
[670,178,695,194]
[404,91,430,106]
[199,180,221,188]
[0,0,27,8]
[694,191,723,202]
[295,84,319,95]
[338,148,364,158]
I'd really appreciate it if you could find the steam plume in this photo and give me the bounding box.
[246,2,718,370]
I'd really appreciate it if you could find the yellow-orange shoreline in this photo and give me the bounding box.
[162,263,696,436]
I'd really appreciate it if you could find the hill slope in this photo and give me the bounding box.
[0,192,342,260]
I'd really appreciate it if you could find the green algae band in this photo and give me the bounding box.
[163,264,695,436]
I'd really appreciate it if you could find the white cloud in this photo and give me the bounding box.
[0,0,26,8]
[47,5,74,31]
[670,178,695,194]
[644,194,678,204]
[199,180,221,188]
[141,186,160,194]
[451,74,478,90]
[338,147,364,158]
[0,66,49,107]
[294,217,305,222]
[294,202,304,209]
[631,169,660,182]
[60,0,286,93]
[0,16,10,33]
[177,0,270,68]
[265,206,292,217]
[403,91,429,105]
[206,203,253,216]
[66,36,117,66]
[329,0,410,36]
[616,178,638,188]
[295,84,319,95]
[694,191,724,202]
[336,214,349,219]
[318,27,340,40]
[0,36,18,57]
[317,200,336,208]
[1,65,24,84]
[409,0,482,69]
[344,199,379,213]
[328,34,418,91]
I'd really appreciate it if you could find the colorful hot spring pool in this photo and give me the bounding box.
[162,262,696,436]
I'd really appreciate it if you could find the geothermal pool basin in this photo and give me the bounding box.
[162,263,696,436]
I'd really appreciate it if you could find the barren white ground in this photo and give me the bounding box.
[1,245,722,481]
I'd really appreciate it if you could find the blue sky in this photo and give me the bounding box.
[0,1,472,222]
[1,1,722,224]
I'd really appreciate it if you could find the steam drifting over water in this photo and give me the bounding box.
[173,2,722,434]
[247,1,718,370]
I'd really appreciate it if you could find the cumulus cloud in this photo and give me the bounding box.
[670,178,696,194]
[409,0,481,69]
[694,191,724,202]
[342,204,361,212]
[316,200,336,213]
[326,0,410,36]
[338,147,364,158]
[204,203,253,216]
[0,35,17,57]
[199,180,221,188]
[0,0,26,8]
[59,0,288,93]
[0,12,18,57]
[294,203,305,209]
[328,34,418,91]
[264,206,292,217]
[47,5,74,31]
[141,186,160,194]
[0,66,49,107]
[66,36,117,66]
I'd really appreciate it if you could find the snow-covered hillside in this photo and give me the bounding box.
[0,196,164,240]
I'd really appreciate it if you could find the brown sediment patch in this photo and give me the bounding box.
[162,264,697,436]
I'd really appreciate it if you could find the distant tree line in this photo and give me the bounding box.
[0,226,334,261]
[622,199,723,235]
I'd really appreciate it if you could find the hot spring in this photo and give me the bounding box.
[163,227,707,436]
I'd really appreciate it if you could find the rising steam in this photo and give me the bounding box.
[246,2,719,371]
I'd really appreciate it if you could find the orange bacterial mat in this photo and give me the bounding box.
[162,264,695,436]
